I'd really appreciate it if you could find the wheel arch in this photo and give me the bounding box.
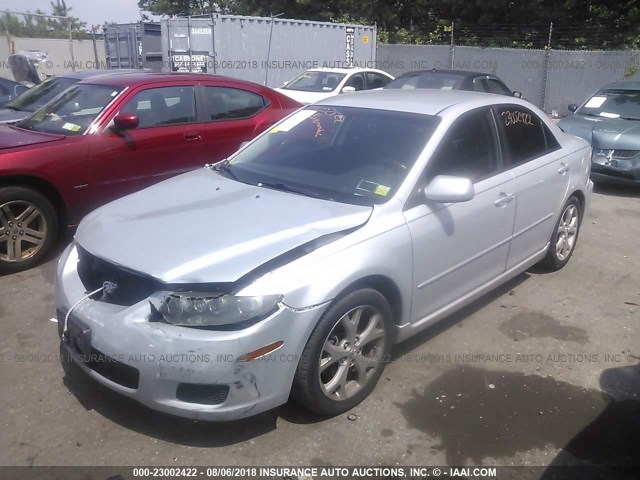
[569,189,586,218]
[328,274,405,330]
[0,175,68,227]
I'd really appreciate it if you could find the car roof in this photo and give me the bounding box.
[397,69,498,79]
[314,88,523,116]
[54,69,140,80]
[76,72,267,89]
[306,67,386,74]
[600,80,640,91]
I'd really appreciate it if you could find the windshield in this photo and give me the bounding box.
[386,72,463,90]
[5,76,77,112]
[577,89,640,120]
[282,71,347,92]
[17,84,122,135]
[222,106,439,206]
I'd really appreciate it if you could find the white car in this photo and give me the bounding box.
[275,68,394,104]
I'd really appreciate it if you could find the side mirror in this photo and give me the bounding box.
[424,175,475,203]
[513,91,522,98]
[281,81,289,87]
[341,86,356,93]
[112,113,139,131]
[568,104,578,113]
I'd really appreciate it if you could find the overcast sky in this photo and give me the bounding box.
[0,0,149,27]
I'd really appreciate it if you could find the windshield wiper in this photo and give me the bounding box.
[619,116,640,121]
[257,180,324,199]
[211,159,239,181]
[5,105,22,111]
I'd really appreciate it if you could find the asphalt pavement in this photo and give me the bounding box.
[0,184,638,476]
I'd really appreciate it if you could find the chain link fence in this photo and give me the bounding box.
[1,10,106,81]
[377,43,640,115]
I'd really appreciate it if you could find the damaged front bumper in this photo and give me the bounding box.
[55,244,327,421]
[591,149,640,186]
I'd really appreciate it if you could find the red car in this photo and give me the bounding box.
[0,73,301,272]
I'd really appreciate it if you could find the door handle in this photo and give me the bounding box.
[494,192,516,207]
[183,131,202,141]
[558,163,570,175]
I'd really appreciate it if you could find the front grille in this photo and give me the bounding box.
[176,383,230,405]
[58,307,140,389]
[77,246,163,306]
[611,149,639,159]
[86,348,140,389]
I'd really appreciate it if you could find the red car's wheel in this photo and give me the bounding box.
[0,186,58,273]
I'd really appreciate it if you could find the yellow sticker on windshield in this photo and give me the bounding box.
[270,110,317,134]
[374,185,390,196]
[61,122,81,132]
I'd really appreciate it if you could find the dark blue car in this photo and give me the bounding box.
[0,77,28,108]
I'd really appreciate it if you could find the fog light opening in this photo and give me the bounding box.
[238,341,284,362]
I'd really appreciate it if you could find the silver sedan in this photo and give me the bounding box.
[56,90,593,420]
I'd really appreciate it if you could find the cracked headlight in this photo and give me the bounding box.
[149,292,283,327]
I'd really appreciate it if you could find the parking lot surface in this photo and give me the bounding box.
[0,185,638,474]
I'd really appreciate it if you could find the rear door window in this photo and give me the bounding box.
[204,86,267,120]
[365,72,391,89]
[494,105,560,165]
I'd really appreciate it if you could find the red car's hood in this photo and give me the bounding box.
[0,125,65,151]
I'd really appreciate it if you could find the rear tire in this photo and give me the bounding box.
[539,196,581,271]
[292,288,392,416]
[0,186,58,274]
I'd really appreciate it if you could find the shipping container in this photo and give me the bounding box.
[104,22,162,70]
[105,15,377,87]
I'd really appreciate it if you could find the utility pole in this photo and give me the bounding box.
[91,25,99,68]
[450,20,455,69]
[4,11,12,54]
[264,12,283,86]
[68,16,76,71]
[541,22,553,112]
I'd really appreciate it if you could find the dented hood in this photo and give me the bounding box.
[75,168,372,284]
[558,114,640,149]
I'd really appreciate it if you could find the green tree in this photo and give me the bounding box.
[49,0,87,34]
[0,0,88,39]
[137,0,640,49]
[137,0,235,17]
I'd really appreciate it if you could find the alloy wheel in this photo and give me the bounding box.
[0,200,48,263]
[555,204,578,261]
[318,305,387,401]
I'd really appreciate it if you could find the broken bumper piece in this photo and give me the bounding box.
[55,243,326,421]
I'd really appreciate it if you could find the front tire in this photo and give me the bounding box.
[292,288,392,416]
[539,196,582,271]
[0,187,58,273]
